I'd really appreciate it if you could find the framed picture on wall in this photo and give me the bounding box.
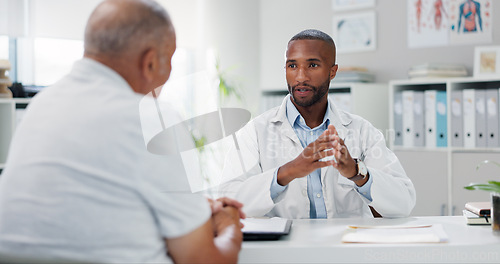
[332,0,376,11]
[332,11,376,53]
[473,46,500,78]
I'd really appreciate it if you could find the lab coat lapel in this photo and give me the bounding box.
[270,95,302,147]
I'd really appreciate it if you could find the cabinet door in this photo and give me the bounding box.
[395,150,448,216]
[0,101,15,167]
[451,152,500,215]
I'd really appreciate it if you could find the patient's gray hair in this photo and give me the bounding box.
[84,0,173,56]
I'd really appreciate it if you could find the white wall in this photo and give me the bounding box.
[259,0,500,90]
[161,0,261,114]
[30,0,102,40]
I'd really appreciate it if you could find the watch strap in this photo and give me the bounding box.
[348,158,366,182]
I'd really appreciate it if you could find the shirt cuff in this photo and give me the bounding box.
[270,168,287,200]
[354,173,373,201]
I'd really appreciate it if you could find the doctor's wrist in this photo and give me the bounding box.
[276,163,297,186]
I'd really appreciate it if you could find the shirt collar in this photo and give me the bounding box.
[285,96,331,129]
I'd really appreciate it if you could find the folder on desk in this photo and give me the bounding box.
[451,90,464,147]
[413,91,425,147]
[241,217,292,241]
[486,89,499,147]
[402,90,414,147]
[463,89,476,148]
[425,90,437,148]
[393,92,403,146]
[436,91,447,147]
[475,89,487,148]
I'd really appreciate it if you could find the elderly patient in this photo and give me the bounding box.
[0,0,244,263]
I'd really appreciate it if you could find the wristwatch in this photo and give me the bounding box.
[348,158,368,182]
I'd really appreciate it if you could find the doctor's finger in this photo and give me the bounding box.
[315,159,336,169]
[328,124,339,136]
[311,149,335,161]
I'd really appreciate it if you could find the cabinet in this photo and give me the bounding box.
[389,77,500,216]
[260,82,389,135]
[0,98,30,173]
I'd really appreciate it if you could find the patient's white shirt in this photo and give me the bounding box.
[0,58,210,263]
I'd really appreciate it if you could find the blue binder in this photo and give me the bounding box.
[436,91,447,147]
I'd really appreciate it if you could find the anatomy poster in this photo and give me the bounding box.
[408,0,450,48]
[449,0,492,45]
[408,0,492,48]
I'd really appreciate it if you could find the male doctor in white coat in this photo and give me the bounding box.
[220,29,416,219]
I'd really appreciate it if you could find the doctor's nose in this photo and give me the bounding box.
[295,68,309,82]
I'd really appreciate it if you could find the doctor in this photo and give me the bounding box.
[221,29,416,219]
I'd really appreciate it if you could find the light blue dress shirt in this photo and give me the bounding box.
[270,98,373,218]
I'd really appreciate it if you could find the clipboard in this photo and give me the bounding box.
[241,218,292,241]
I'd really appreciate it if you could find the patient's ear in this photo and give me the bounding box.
[141,47,158,83]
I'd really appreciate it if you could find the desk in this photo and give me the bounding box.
[239,216,500,263]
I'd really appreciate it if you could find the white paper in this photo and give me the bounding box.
[341,224,448,243]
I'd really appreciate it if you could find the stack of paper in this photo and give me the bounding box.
[408,63,467,79]
[341,224,448,243]
[335,67,374,83]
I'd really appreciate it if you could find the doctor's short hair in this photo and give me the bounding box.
[289,29,336,48]
[84,0,173,56]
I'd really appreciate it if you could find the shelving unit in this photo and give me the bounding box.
[0,98,30,173]
[260,82,389,136]
[389,77,500,216]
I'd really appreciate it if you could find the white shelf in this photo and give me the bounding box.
[389,77,500,217]
[0,98,31,168]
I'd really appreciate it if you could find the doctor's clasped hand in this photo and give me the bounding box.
[277,124,363,187]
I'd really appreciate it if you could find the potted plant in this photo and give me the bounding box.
[464,160,500,235]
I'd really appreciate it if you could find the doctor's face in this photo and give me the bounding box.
[285,39,338,107]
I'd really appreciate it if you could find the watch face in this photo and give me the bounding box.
[358,160,368,175]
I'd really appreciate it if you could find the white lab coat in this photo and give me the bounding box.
[220,95,416,219]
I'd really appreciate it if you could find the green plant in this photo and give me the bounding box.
[464,160,500,193]
[215,57,241,103]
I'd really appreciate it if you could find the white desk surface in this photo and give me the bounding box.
[240,216,500,263]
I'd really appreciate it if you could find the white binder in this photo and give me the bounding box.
[413,91,425,147]
[463,89,476,148]
[475,89,487,148]
[424,90,437,148]
[402,90,414,147]
[486,89,499,147]
[393,92,403,146]
[451,90,463,147]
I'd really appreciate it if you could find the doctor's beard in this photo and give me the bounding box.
[288,78,330,107]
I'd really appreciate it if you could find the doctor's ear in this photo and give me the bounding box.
[330,64,339,80]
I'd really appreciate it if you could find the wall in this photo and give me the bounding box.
[161,0,261,114]
[259,0,500,90]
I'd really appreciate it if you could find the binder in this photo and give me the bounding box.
[413,91,425,147]
[486,89,499,147]
[451,90,463,147]
[436,91,447,147]
[475,89,487,148]
[462,89,476,148]
[402,90,414,147]
[424,90,437,148]
[393,92,403,146]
